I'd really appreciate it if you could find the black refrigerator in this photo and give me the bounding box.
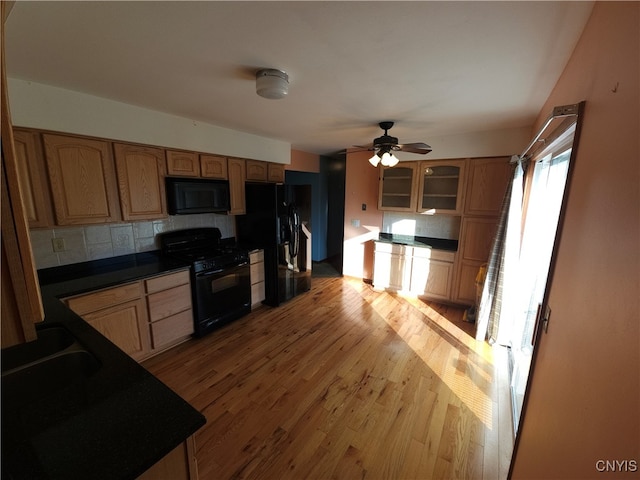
[236,183,312,307]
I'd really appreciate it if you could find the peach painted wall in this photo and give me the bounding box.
[511,3,639,479]
[342,150,383,278]
[288,149,320,173]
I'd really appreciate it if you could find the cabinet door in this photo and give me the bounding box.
[227,158,246,215]
[137,436,197,480]
[83,298,151,362]
[200,154,228,179]
[245,160,268,181]
[147,284,192,322]
[145,270,193,350]
[453,216,499,305]
[114,143,167,221]
[12,129,54,228]
[378,164,418,211]
[267,163,285,183]
[410,248,455,300]
[249,250,265,308]
[417,160,466,214]
[167,150,200,177]
[464,157,513,216]
[459,217,498,263]
[373,243,411,290]
[411,257,454,300]
[43,134,121,225]
[455,261,483,305]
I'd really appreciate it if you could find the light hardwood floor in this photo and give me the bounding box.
[143,276,513,480]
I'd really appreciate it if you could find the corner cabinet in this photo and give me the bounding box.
[114,143,168,221]
[378,164,419,211]
[417,160,466,215]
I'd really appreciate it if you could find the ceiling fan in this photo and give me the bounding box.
[355,121,432,167]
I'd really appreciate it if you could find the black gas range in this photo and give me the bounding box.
[160,228,251,337]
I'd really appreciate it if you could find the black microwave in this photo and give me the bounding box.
[166,177,230,215]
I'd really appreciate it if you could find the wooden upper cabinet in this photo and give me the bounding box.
[417,160,466,215]
[42,133,121,225]
[227,158,246,215]
[464,156,513,216]
[2,10,44,347]
[200,154,227,179]
[167,150,200,177]
[12,129,54,228]
[378,164,419,211]
[246,160,268,182]
[268,163,285,183]
[113,143,167,221]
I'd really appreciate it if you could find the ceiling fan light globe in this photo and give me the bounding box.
[369,153,380,167]
[381,151,398,167]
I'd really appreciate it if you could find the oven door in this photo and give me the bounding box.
[193,262,251,336]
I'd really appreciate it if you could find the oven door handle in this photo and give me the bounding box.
[196,268,224,277]
[196,262,249,278]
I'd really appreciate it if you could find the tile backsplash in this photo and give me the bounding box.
[382,212,460,240]
[30,214,235,269]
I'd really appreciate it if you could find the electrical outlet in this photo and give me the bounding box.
[52,238,65,252]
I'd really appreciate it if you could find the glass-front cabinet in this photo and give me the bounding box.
[378,164,418,211]
[417,160,466,214]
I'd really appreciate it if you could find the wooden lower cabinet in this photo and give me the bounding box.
[65,268,194,362]
[249,249,265,309]
[410,248,455,301]
[145,270,194,352]
[137,435,198,480]
[66,282,152,361]
[372,242,455,301]
[452,216,499,305]
[372,242,411,291]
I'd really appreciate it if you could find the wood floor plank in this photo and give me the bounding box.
[143,276,513,479]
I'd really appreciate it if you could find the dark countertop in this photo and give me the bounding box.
[2,252,206,480]
[376,233,458,251]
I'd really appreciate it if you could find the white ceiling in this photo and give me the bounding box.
[5,1,593,156]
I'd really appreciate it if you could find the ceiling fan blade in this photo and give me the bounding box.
[352,144,374,151]
[397,142,432,154]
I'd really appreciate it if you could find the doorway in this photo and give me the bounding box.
[510,124,576,432]
[477,103,584,438]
